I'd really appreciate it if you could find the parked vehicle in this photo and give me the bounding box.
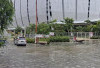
[14,37,26,46]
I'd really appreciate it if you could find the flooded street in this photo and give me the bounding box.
[0,40,100,68]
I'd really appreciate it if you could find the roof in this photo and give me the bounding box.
[74,21,86,23]
[7,28,16,30]
[53,22,66,24]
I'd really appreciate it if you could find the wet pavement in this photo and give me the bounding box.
[0,40,100,68]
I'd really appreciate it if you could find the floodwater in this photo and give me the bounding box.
[0,40,100,68]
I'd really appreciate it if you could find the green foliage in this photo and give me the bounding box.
[64,17,74,32]
[26,36,70,44]
[75,26,83,32]
[97,20,100,25]
[86,20,100,33]
[0,0,14,32]
[85,20,91,24]
[26,24,35,34]
[37,23,51,34]
[26,27,30,34]
[64,17,74,24]
[26,38,35,43]
[74,20,100,33]
[0,42,4,46]
[39,38,50,44]
[49,36,70,42]
[51,24,65,32]
[15,26,23,34]
[49,19,57,24]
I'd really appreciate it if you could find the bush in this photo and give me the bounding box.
[39,36,70,43]
[39,38,50,44]
[0,42,4,46]
[49,36,70,42]
[26,36,70,44]
[26,38,35,43]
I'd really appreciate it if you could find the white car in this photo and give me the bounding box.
[14,37,26,46]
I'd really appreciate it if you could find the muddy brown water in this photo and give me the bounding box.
[0,40,100,68]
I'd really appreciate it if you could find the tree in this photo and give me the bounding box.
[15,26,23,34]
[51,24,65,32]
[64,17,74,32]
[37,23,50,34]
[85,20,91,24]
[75,26,83,32]
[96,20,100,33]
[26,27,30,34]
[49,19,57,24]
[97,20,100,26]
[26,24,35,34]
[0,0,14,32]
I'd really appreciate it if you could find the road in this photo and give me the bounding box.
[0,40,100,68]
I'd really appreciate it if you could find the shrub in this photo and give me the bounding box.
[39,38,50,44]
[26,36,70,44]
[39,36,70,43]
[49,36,70,42]
[0,42,4,46]
[26,38,35,43]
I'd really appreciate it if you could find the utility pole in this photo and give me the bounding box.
[35,0,38,33]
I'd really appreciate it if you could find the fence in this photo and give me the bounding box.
[25,32,100,39]
[53,32,100,39]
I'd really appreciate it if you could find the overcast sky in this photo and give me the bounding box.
[11,0,100,27]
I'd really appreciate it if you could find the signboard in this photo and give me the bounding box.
[89,32,93,37]
[35,34,44,38]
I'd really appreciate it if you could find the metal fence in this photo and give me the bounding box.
[54,32,100,39]
[25,32,100,39]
